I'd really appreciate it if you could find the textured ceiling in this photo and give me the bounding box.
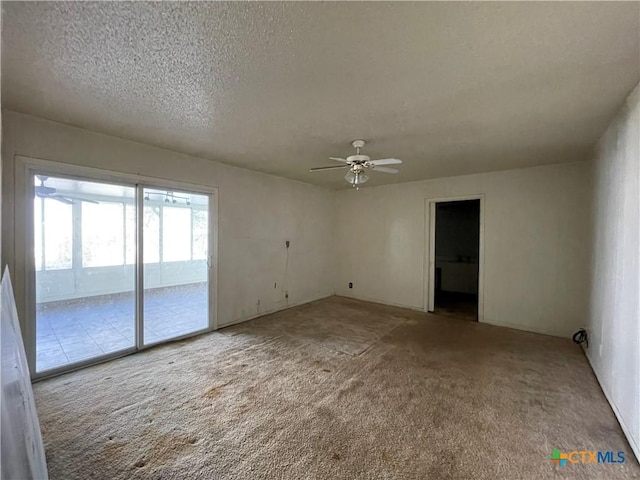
[2,2,639,189]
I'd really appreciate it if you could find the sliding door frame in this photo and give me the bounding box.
[15,156,218,380]
[136,183,215,348]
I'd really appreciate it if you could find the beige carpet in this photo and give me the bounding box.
[34,296,639,479]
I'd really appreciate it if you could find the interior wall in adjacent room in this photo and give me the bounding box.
[586,83,639,462]
[334,161,591,338]
[1,111,335,331]
[435,200,480,294]
[435,201,480,263]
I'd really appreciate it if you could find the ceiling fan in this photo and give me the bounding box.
[310,139,402,189]
[35,175,99,204]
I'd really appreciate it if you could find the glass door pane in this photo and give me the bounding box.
[34,175,136,372]
[142,188,209,345]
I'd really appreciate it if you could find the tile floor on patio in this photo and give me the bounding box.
[36,283,208,373]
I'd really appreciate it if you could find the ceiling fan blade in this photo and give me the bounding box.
[64,195,100,204]
[35,185,56,196]
[369,158,402,166]
[372,166,399,174]
[50,195,74,205]
[310,165,349,172]
[329,157,349,163]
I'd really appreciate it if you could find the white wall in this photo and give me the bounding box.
[586,84,639,462]
[334,161,591,338]
[1,110,335,330]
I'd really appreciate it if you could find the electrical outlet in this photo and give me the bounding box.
[349,282,353,289]
[285,291,289,299]
[285,240,290,248]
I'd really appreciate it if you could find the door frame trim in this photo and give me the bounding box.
[15,155,219,379]
[423,194,485,323]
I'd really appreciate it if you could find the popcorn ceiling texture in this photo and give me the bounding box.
[34,297,639,479]
[2,2,639,189]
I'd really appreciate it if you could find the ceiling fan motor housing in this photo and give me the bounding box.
[347,154,370,164]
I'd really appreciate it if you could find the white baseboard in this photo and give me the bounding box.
[334,293,425,312]
[339,293,572,338]
[480,318,571,339]
[584,348,640,465]
[217,293,334,329]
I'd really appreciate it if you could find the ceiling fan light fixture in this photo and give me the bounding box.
[345,169,369,187]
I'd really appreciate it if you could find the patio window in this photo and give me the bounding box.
[82,201,127,267]
[192,209,208,260]
[162,206,192,262]
[33,197,73,271]
[143,206,160,263]
[125,205,136,265]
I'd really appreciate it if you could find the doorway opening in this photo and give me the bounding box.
[428,199,480,321]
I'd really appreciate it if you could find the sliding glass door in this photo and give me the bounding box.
[141,188,210,345]
[34,176,136,372]
[32,174,213,375]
